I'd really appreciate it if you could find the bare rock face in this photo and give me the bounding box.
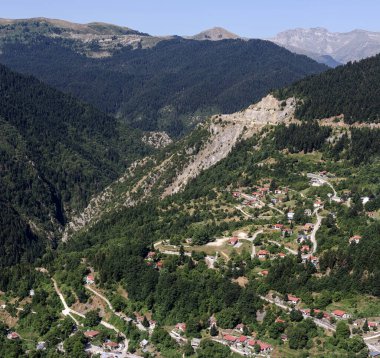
[62,95,296,240]
[270,27,380,64]
[142,131,172,149]
[163,95,296,196]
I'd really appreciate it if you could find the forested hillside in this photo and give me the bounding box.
[0,28,327,136]
[275,54,380,122]
[0,64,150,268]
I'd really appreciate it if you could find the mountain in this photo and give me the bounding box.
[0,64,150,268]
[270,27,380,65]
[275,54,380,123]
[0,18,327,137]
[1,38,379,357]
[189,27,241,41]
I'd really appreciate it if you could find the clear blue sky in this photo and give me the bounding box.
[2,0,379,38]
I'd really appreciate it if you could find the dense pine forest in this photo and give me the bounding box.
[0,29,327,136]
[275,54,380,123]
[0,64,150,268]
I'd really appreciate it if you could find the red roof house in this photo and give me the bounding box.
[175,323,186,332]
[223,335,238,343]
[228,237,239,246]
[84,330,100,339]
[332,310,350,319]
[349,235,362,244]
[257,250,269,259]
[7,332,20,340]
[287,295,301,304]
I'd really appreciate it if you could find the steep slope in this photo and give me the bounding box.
[63,95,297,239]
[274,54,380,123]
[0,18,327,136]
[64,56,380,239]
[271,27,380,64]
[0,64,150,266]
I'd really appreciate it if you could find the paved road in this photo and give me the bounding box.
[307,173,337,197]
[85,285,147,332]
[52,278,84,326]
[53,279,127,340]
[260,295,336,332]
[245,229,263,259]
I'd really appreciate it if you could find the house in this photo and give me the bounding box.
[332,310,351,319]
[103,341,120,350]
[278,252,286,259]
[309,255,319,265]
[149,319,157,330]
[175,323,186,332]
[361,196,370,205]
[304,223,314,232]
[85,275,95,285]
[146,251,156,260]
[235,323,245,332]
[156,261,164,270]
[314,200,324,209]
[223,334,238,344]
[369,321,378,329]
[191,338,201,349]
[257,250,269,260]
[297,233,309,243]
[232,192,240,198]
[258,270,269,277]
[273,223,284,230]
[280,334,288,342]
[36,342,46,350]
[275,189,283,195]
[248,340,273,353]
[29,289,35,297]
[275,317,285,323]
[7,332,20,340]
[301,245,310,253]
[304,209,312,216]
[238,335,248,344]
[140,339,149,348]
[323,312,331,320]
[287,295,301,305]
[281,227,293,237]
[287,212,295,220]
[84,330,100,339]
[228,237,239,246]
[349,235,362,244]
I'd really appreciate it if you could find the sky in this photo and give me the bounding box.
[1,0,379,38]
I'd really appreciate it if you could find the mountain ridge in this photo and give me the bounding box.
[271,27,380,64]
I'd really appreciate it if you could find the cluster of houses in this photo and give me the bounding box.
[233,185,289,210]
[221,326,273,354]
[145,251,164,270]
[84,330,123,352]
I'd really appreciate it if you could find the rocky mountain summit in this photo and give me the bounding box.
[270,27,380,65]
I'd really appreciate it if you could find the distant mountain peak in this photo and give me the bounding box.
[190,27,241,41]
[270,27,380,64]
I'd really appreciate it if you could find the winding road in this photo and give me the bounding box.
[310,209,323,254]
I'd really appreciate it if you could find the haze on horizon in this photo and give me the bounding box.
[2,0,380,38]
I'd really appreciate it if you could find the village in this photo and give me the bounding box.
[1,171,379,357]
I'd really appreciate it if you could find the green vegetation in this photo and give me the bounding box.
[0,64,150,271]
[275,54,380,123]
[0,30,326,136]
